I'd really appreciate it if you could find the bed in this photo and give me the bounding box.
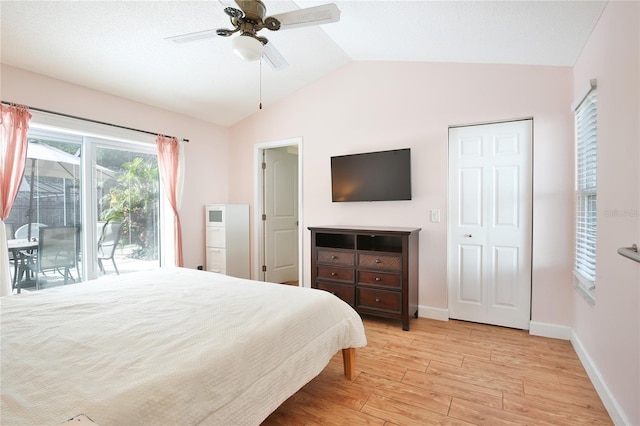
[0,267,367,425]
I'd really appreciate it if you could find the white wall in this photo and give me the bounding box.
[1,65,230,269]
[228,61,575,326]
[571,2,640,424]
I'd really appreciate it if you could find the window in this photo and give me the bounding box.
[574,82,597,301]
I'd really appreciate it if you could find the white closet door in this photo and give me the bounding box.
[448,120,533,330]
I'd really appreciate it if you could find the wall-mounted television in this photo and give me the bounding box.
[331,148,412,202]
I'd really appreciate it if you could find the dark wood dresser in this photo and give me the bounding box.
[308,226,421,331]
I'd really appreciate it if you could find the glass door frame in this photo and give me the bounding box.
[84,136,165,281]
[28,116,168,283]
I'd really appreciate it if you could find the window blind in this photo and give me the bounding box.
[574,90,597,287]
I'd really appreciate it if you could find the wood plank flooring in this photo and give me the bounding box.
[263,316,612,425]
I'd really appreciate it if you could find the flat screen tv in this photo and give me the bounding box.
[331,148,412,202]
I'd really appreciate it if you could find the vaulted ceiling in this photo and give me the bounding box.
[1,1,607,127]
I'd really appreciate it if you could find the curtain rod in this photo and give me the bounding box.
[1,101,189,143]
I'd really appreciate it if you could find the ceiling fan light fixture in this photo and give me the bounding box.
[232,35,264,62]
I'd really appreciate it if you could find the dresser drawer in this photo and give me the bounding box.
[206,226,226,248]
[358,253,401,271]
[317,249,355,266]
[357,270,401,289]
[316,282,355,305]
[357,288,401,314]
[317,266,354,283]
[206,247,226,273]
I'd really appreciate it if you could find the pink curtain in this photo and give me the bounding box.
[1,104,31,296]
[155,135,184,267]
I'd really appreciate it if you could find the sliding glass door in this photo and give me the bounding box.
[7,127,162,292]
[7,130,84,289]
[95,145,160,276]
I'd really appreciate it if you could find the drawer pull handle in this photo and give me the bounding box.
[331,272,337,276]
[375,277,381,282]
[375,258,381,264]
[375,297,380,302]
[331,255,337,260]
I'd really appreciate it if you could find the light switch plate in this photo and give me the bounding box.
[431,209,441,223]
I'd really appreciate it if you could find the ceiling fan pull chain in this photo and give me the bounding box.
[259,57,263,110]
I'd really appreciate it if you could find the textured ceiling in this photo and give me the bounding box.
[0,1,606,127]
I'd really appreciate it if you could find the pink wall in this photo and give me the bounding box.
[1,65,230,269]
[4,5,637,418]
[229,61,575,325]
[572,2,640,424]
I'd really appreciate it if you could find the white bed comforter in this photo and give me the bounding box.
[0,267,367,425]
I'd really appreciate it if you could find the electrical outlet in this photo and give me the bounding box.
[430,209,441,223]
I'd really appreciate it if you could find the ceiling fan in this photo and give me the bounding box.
[167,0,341,70]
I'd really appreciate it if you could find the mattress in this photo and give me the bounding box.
[0,267,367,425]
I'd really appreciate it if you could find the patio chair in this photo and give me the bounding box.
[98,221,123,275]
[32,226,80,288]
[4,222,15,239]
[11,223,45,289]
[4,222,16,284]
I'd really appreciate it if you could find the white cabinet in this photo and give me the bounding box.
[205,204,250,279]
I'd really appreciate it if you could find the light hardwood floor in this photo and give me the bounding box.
[263,316,612,425]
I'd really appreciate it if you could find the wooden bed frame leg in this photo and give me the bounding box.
[342,348,356,380]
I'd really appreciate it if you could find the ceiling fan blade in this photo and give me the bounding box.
[263,41,288,70]
[269,3,340,30]
[166,29,219,43]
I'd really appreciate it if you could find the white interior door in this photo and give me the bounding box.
[448,120,532,330]
[263,148,298,283]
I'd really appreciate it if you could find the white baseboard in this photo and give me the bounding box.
[417,305,449,322]
[571,332,630,426]
[529,321,573,340]
[530,321,629,424]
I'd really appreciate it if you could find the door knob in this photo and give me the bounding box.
[464,234,472,238]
